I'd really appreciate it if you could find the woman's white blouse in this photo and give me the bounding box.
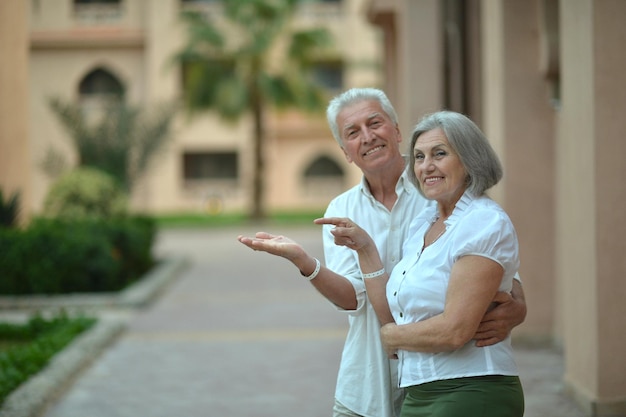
[386,191,520,388]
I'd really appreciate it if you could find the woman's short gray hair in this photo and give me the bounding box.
[326,88,398,146]
[407,111,503,196]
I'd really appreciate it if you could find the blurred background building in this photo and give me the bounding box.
[1,0,625,416]
[15,0,380,217]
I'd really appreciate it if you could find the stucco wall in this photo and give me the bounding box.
[0,1,31,223]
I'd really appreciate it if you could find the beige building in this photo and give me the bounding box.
[367,0,626,415]
[2,0,626,415]
[21,0,381,217]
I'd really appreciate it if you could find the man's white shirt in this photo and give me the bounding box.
[322,170,431,417]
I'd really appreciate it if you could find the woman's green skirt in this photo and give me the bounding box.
[400,375,524,417]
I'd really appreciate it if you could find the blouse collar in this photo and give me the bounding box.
[439,190,476,227]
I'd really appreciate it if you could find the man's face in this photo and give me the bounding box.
[336,100,402,171]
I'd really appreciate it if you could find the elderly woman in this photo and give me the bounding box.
[318,111,524,417]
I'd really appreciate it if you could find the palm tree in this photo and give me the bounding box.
[176,0,333,220]
[48,98,176,193]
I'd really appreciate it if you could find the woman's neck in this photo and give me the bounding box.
[436,189,467,219]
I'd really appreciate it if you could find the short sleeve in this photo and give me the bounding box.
[452,207,519,275]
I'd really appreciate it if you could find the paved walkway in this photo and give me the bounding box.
[38,225,587,417]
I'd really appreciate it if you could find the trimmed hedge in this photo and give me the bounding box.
[0,313,96,404]
[0,216,156,295]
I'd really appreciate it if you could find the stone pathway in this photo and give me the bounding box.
[23,225,587,417]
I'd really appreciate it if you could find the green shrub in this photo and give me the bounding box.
[0,219,118,294]
[0,313,95,404]
[97,216,156,289]
[43,168,128,220]
[0,216,156,295]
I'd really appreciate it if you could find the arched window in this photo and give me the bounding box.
[78,68,125,116]
[304,155,343,177]
[302,155,346,198]
[79,68,125,98]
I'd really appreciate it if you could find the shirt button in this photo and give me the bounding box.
[399,312,403,318]
[393,291,397,296]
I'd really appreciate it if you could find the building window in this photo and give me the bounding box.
[310,61,344,92]
[183,152,238,180]
[297,0,343,19]
[79,68,125,97]
[78,68,124,116]
[73,0,122,23]
[539,0,561,109]
[304,155,343,177]
[442,0,468,113]
[179,1,223,24]
[303,155,345,197]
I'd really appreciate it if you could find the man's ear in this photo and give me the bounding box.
[395,124,403,144]
[341,147,353,164]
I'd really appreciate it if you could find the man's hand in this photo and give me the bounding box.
[380,323,399,359]
[474,281,527,347]
[237,232,306,264]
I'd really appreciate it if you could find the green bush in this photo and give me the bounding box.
[0,216,156,295]
[99,216,156,289]
[0,313,95,404]
[43,167,128,220]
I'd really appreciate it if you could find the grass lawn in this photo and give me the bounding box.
[0,340,30,353]
[154,210,325,228]
[0,314,95,404]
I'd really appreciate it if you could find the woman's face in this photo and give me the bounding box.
[413,128,467,207]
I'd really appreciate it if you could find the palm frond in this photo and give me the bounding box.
[180,10,225,50]
[174,0,338,219]
[288,28,333,64]
[48,97,91,145]
[131,102,177,186]
[48,98,173,192]
[258,74,296,108]
[215,77,250,122]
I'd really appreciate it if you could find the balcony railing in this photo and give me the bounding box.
[179,1,342,22]
[73,3,123,25]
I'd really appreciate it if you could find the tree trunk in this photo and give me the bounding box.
[250,85,265,221]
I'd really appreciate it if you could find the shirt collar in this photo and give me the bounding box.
[358,169,413,201]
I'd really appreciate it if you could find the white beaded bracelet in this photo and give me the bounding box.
[301,258,321,280]
[362,268,385,279]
